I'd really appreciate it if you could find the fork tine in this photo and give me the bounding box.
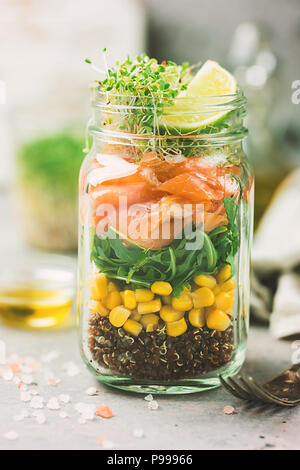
[219,375,247,400]
[239,376,282,406]
[248,377,300,407]
[227,376,254,401]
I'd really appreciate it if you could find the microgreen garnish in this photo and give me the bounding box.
[87,53,191,135]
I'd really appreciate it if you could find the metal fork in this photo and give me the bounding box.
[220,363,300,407]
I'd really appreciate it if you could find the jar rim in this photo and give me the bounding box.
[88,88,248,145]
[92,89,247,112]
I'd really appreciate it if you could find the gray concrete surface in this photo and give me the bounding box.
[0,321,299,450]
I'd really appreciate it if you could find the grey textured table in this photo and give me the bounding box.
[0,191,299,450]
[0,322,299,450]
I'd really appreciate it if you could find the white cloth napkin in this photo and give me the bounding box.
[251,169,300,338]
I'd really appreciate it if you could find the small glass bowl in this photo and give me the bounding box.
[0,254,76,329]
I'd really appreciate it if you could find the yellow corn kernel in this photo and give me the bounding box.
[221,278,235,292]
[217,265,231,283]
[123,290,137,310]
[140,313,159,330]
[89,273,108,301]
[137,298,162,315]
[88,300,109,317]
[166,317,187,337]
[160,306,184,323]
[214,292,234,312]
[188,308,206,328]
[192,287,215,308]
[130,311,142,322]
[206,309,231,331]
[108,281,118,292]
[135,289,154,303]
[109,306,131,327]
[172,293,193,311]
[193,274,217,290]
[105,291,122,310]
[123,319,143,337]
[213,284,222,295]
[162,295,172,305]
[151,281,173,296]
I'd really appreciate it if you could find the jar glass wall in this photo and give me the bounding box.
[78,89,254,394]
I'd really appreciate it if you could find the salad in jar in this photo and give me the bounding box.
[78,54,254,393]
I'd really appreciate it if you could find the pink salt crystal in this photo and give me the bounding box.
[46,397,60,410]
[7,362,20,373]
[21,374,34,385]
[223,405,236,415]
[48,377,60,387]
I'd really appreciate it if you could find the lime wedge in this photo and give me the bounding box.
[159,60,237,132]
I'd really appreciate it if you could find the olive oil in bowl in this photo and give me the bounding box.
[0,257,76,329]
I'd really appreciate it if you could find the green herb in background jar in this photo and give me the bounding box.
[17,132,84,251]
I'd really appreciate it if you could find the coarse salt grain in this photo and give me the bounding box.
[30,396,44,409]
[59,412,68,419]
[4,431,19,441]
[148,400,159,410]
[144,394,153,402]
[47,397,60,410]
[59,394,70,404]
[21,374,34,385]
[86,387,98,396]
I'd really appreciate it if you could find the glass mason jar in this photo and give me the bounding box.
[78,89,254,394]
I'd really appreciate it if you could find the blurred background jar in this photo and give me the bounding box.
[15,119,84,251]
